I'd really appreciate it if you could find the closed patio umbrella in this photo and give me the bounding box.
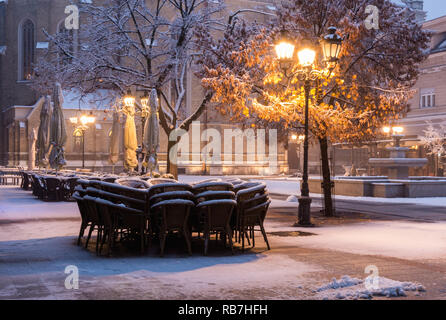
[109,111,122,166]
[143,89,160,176]
[48,83,67,170]
[36,95,51,168]
[123,104,138,171]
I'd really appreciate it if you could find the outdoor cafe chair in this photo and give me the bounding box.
[235,183,270,252]
[192,190,236,238]
[146,178,178,185]
[196,199,237,255]
[73,192,91,246]
[99,181,149,202]
[151,199,195,257]
[82,195,104,254]
[61,177,79,201]
[190,178,222,185]
[115,178,151,189]
[94,198,146,255]
[192,181,234,194]
[149,190,195,207]
[233,181,263,194]
[148,183,193,199]
[34,175,48,200]
[87,187,147,213]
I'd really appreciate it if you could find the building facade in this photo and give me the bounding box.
[0,0,288,174]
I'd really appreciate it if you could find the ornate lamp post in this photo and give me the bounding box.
[275,27,343,226]
[70,112,96,168]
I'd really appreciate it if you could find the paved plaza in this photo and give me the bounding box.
[1,183,446,300]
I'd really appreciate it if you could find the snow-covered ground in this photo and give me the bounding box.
[2,183,445,299]
[266,219,446,260]
[314,276,425,300]
[246,176,446,207]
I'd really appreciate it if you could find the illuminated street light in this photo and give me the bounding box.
[297,48,316,67]
[70,112,96,168]
[275,27,343,225]
[275,41,295,61]
[392,126,404,135]
[123,90,136,108]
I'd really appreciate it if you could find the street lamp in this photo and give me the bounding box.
[275,26,343,226]
[123,90,136,108]
[70,112,96,169]
[291,134,305,173]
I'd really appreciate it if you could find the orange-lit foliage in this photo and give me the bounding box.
[197,0,430,144]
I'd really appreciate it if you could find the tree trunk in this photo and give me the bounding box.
[166,136,178,180]
[319,136,334,217]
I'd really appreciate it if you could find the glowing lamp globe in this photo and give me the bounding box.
[124,90,135,107]
[275,41,295,61]
[298,48,316,67]
[392,126,404,135]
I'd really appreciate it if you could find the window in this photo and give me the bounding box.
[19,19,35,80]
[420,89,436,108]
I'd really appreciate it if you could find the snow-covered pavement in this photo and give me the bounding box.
[2,184,446,299]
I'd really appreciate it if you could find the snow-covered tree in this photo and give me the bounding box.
[198,0,430,215]
[32,0,225,177]
[420,122,446,157]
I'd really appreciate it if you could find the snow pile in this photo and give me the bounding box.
[316,276,426,300]
[316,276,363,291]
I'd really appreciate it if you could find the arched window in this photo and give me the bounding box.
[20,19,35,80]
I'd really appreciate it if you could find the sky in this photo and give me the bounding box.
[393,0,446,21]
[423,0,446,21]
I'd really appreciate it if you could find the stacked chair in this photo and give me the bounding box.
[72,178,272,257]
[73,180,150,256]
[233,182,271,252]
[148,183,194,256]
[193,181,237,255]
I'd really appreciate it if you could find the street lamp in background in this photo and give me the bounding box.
[70,112,96,169]
[383,125,404,147]
[291,134,305,173]
[275,26,343,226]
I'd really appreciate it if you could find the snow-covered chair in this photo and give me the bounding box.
[192,181,234,194]
[148,183,193,199]
[95,198,146,255]
[196,199,237,255]
[151,199,195,256]
[115,177,151,189]
[72,192,90,246]
[99,181,149,203]
[146,178,178,185]
[234,182,270,252]
[191,178,222,185]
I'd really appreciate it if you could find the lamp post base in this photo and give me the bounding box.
[294,196,314,227]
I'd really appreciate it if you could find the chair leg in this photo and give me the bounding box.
[245,230,251,246]
[226,226,234,255]
[160,232,166,257]
[252,226,255,248]
[184,229,192,256]
[77,225,86,246]
[107,228,113,256]
[242,227,245,253]
[140,226,145,254]
[100,229,107,254]
[259,221,270,250]
[85,224,95,249]
[204,231,210,256]
[96,227,103,255]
